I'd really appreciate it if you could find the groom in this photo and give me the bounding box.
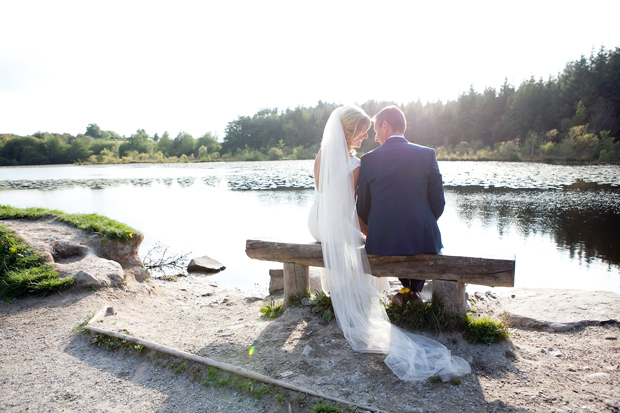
[356,105,445,305]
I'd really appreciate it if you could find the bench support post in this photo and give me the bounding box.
[283,262,309,305]
[432,280,467,316]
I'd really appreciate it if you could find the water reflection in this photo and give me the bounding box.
[1,161,619,292]
[448,187,620,269]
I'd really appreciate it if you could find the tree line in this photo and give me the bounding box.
[1,46,618,166]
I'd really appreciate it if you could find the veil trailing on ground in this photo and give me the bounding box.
[317,107,470,381]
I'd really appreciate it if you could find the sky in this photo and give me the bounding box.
[1,0,619,140]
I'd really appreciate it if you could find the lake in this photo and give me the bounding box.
[1,161,619,294]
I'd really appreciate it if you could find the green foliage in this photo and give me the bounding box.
[2,48,618,166]
[259,300,284,318]
[309,399,344,413]
[91,331,147,355]
[73,311,95,333]
[311,291,334,322]
[0,224,74,300]
[386,293,510,344]
[459,313,510,344]
[0,205,138,243]
[386,293,458,333]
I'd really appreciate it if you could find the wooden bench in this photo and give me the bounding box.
[246,238,515,315]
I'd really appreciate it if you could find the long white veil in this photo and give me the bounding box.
[317,107,470,381]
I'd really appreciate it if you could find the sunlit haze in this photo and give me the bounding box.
[1,0,619,139]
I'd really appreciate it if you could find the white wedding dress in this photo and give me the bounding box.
[307,107,470,382]
[308,155,360,243]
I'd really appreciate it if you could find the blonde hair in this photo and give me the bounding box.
[340,105,371,154]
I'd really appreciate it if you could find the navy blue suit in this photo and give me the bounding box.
[356,136,445,292]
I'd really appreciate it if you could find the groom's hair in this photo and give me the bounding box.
[373,106,406,134]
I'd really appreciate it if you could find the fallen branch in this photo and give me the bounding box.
[141,241,191,277]
[85,305,383,412]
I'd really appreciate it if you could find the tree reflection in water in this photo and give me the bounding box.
[447,185,620,269]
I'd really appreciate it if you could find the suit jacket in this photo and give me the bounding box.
[356,136,445,256]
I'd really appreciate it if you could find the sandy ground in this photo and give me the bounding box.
[1,218,619,412]
[1,274,619,413]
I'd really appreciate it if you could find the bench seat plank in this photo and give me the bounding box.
[246,238,515,288]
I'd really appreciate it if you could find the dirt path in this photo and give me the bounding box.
[1,274,619,413]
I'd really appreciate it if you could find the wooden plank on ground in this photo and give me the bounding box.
[245,238,515,287]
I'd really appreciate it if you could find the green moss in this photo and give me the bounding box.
[0,204,138,242]
[0,224,74,299]
[459,313,510,344]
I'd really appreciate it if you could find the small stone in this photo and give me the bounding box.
[605,336,617,340]
[586,372,610,382]
[187,256,225,273]
[302,345,313,357]
[301,298,316,306]
[105,306,115,315]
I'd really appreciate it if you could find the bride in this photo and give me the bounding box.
[307,105,470,381]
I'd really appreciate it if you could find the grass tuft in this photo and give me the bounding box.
[0,204,138,243]
[309,399,344,413]
[386,293,458,333]
[259,300,284,318]
[386,293,510,344]
[459,313,510,344]
[0,224,74,299]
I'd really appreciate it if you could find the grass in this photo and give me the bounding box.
[386,293,510,344]
[459,313,510,344]
[80,326,372,411]
[386,293,458,333]
[0,204,138,242]
[0,224,74,300]
[91,330,147,355]
[259,300,284,318]
[267,290,334,322]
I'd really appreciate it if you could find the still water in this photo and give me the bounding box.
[1,161,619,294]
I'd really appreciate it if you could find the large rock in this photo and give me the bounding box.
[269,269,284,294]
[54,248,125,288]
[3,218,150,289]
[187,256,226,273]
[269,267,325,295]
[493,288,620,332]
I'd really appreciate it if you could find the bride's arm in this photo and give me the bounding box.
[314,150,322,191]
[353,166,368,236]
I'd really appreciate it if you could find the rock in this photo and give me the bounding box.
[269,269,283,294]
[586,372,610,382]
[495,288,620,332]
[301,345,313,357]
[187,256,225,273]
[309,267,323,293]
[73,271,104,288]
[55,250,125,288]
[3,218,149,287]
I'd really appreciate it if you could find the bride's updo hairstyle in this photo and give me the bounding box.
[340,105,371,154]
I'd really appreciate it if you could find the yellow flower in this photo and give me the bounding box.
[400,287,411,294]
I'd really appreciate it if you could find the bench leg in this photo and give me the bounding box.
[433,280,466,316]
[283,263,309,306]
